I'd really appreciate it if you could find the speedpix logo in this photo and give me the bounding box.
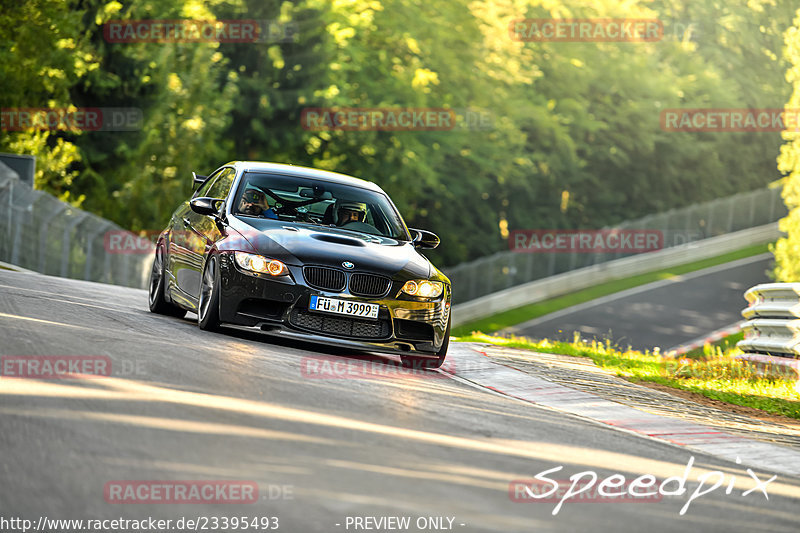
[509,457,776,516]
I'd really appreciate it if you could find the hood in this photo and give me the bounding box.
[227,217,432,279]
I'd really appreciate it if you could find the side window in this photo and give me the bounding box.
[207,168,236,199]
[193,169,222,198]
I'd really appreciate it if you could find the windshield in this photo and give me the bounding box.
[233,172,409,240]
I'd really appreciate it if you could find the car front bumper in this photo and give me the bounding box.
[217,254,451,355]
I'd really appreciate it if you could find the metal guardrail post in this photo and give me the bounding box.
[0,176,12,261]
[37,202,68,273]
[707,198,718,235]
[736,283,800,384]
[10,186,37,267]
[122,252,131,288]
[1,177,11,243]
[471,262,479,301]
[726,194,735,233]
[60,213,88,278]
[103,245,113,284]
[84,221,112,281]
[484,258,493,296]
[768,188,777,222]
[737,283,800,358]
[524,249,534,279]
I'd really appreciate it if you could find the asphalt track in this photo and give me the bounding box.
[1,268,799,533]
[507,254,773,352]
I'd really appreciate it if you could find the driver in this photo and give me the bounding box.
[336,201,367,226]
[238,189,277,218]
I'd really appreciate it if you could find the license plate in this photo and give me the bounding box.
[309,295,379,320]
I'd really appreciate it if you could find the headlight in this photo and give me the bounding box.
[234,252,288,276]
[402,280,444,298]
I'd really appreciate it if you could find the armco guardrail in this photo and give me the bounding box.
[738,283,800,357]
[0,164,153,288]
[452,223,779,327]
[736,284,800,382]
[445,186,785,304]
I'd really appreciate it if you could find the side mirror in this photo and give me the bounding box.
[409,228,440,249]
[190,197,224,217]
[192,171,207,190]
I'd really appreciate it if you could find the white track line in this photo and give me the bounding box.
[442,343,800,477]
[506,253,771,333]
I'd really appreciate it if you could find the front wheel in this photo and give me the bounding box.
[400,314,451,369]
[148,245,187,318]
[198,255,221,331]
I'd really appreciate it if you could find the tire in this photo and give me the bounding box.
[198,255,221,331]
[400,314,451,369]
[148,244,187,318]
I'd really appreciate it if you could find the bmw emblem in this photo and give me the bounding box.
[342,261,355,269]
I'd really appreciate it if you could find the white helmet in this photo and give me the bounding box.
[336,201,367,225]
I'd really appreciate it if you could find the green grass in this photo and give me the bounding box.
[683,331,744,359]
[452,243,769,337]
[458,333,800,419]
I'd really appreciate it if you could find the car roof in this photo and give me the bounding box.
[227,161,384,193]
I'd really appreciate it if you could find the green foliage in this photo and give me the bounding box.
[0,0,96,200]
[775,9,800,281]
[2,0,795,264]
[71,0,238,230]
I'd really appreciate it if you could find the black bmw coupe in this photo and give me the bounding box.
[148,161,451,368]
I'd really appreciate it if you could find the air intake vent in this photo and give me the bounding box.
[303,266,346,292]
[290,310,390,339]
[349,273,392,298]
[310,234,365,246]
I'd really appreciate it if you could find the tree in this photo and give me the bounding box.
[773,9,800,281]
